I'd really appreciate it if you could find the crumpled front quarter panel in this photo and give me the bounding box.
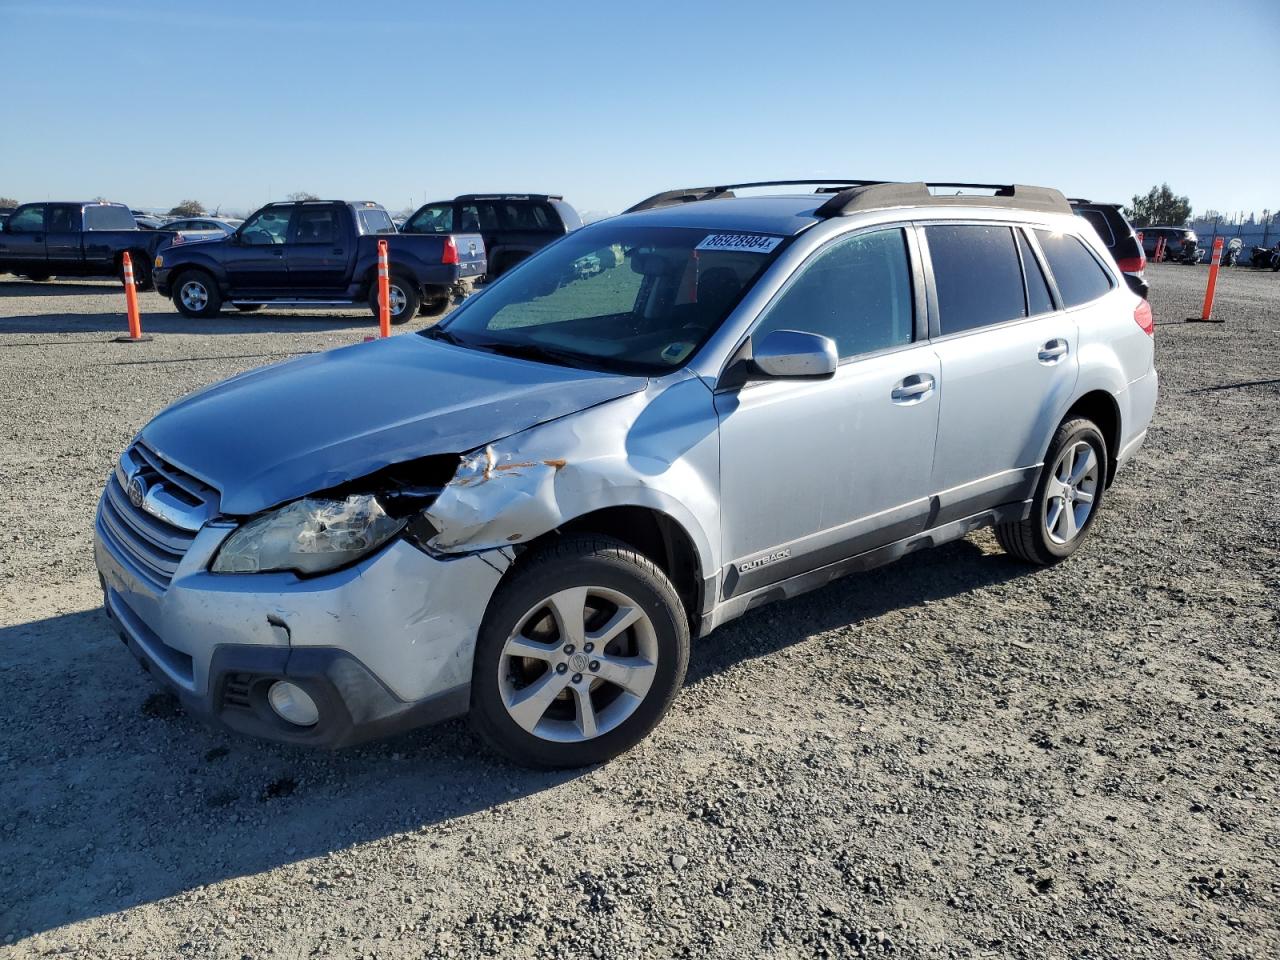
[425,374,722,579]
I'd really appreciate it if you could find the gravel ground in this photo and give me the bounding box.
[0,266,1277,959]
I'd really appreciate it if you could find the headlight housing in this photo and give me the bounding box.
[211,495,406,575]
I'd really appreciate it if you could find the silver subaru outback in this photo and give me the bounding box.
[94,179,1157,768]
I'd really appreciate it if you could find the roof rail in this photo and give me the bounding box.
[814,181,1073,218]
[456,193,563,202]
[625,179,878,214]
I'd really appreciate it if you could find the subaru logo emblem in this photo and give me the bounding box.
[127,475,147,510]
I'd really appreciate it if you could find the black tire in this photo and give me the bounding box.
[125,253,154,291]
[469,536,690,769]
[171,270,222,319]
[995,417,1108,566]
[368,274,420,325]
[235,304,263,313]
[22,272,52,282]
[418,288,450,318]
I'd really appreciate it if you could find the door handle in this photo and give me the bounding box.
[1038,339,1069,363]
[891,373,935,403]
[331,248,344,255]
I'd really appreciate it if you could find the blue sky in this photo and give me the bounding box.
[2,0,1277,218]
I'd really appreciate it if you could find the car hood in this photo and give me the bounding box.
[140,336,647,514]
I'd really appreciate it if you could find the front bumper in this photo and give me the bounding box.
[94,492,506,747]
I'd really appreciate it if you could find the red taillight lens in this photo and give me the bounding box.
[1115,255,1146,274]
[441,236,459,265]
[1134,299,1154,336]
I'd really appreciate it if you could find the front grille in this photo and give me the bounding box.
[98,442,218,589]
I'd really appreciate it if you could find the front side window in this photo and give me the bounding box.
[404,204,453,234]
[926,224,1026,334]
[83,205,137,230]
[429,225,784,373]
[7,206,44,232]
[293,207,338,244]
[1034,229,1114,307]
[240,207,292,245]
[751,228,914,359]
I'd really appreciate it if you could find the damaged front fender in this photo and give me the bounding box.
[423,376,721,577]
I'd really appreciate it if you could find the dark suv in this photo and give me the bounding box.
[1069,200,1148,298]
[402,194,581,278]
[1138,226,1200,264]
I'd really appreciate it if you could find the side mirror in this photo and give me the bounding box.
[751,329,838,380]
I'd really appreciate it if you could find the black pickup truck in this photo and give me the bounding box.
[401,193,580,278]
[0,201,174,289]
[153,200,485,322]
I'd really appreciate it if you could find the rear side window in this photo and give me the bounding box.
[83,205,136,230]
[1075,209,1114,247]
[458,203,499,233]
[294,207,339,244]
[357,208,395,234]
[1017,230,1055,316]
[753,228,915,359]
[926,224,1025,334]
[1034,229,1114,307]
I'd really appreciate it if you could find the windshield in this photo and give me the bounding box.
[425,224,786,374]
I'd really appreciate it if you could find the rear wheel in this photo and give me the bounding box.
[172,270,222,318]
[368,275,419,325]
[469,536,690,769]
[995,418,1107,565]
[125,253,153,291]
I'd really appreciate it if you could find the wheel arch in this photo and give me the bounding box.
[1062,390,1121,485]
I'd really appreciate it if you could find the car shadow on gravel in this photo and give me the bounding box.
[0,311,388,337]
[1,540,1026,939]
[0,280,121,296]
[0,608,582,938]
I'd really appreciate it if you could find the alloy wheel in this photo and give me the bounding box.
[1043,440,1100,545]
[180,280,209,312]
[498,586,658,743]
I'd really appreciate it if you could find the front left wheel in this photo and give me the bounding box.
[469,536,690,769]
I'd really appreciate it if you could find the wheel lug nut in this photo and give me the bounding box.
[563,644,575,654]
[589,660,599,672]
[555,663,567,674]
[583,642,594,653]
[572,673,583,684]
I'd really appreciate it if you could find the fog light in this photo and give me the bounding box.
[267,681,319,727]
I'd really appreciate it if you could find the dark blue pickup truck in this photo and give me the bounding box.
[153,200,485,322]
[0,201,174,289]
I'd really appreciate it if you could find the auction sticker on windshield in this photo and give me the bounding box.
[695,233,783,254]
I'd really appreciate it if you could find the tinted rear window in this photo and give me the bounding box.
[1075,209,1114,247]
[926,224,1026,334]
[357,209,395,234]
[84,205,137,230]
[1035,229,1114,308]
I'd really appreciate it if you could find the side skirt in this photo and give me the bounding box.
[698,500,1031,637]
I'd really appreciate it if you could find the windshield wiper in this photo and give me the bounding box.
[421,326,469,347]
[471,340,594,369]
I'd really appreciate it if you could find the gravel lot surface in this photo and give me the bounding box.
[1,266,1277,959]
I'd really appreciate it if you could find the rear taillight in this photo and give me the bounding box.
[1134,299,1154,336]
[441,236,459,265]
[1115,255,1145,274]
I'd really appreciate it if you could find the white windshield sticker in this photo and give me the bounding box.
[695,233,783,254]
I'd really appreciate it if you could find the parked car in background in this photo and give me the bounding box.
[0,207,14,228]
[1069,199,1148,298]
[152,200,485,320]
[95,178,1156,767]
[402,193,581,278]
[134,215,168,230]
[0,200,174,287]
[164,217,241,244]
[1140,226,1200,264]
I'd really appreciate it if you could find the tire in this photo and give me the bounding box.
[125,253,154,291]
[22,272,52,282]
[994,417,1108,566]
[171,270,222,319]
[235,304,263,313]
[368,274,419,325]
[418,288,449,318]
[469,536,690,769]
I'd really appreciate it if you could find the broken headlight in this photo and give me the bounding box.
[211,495,406,575]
